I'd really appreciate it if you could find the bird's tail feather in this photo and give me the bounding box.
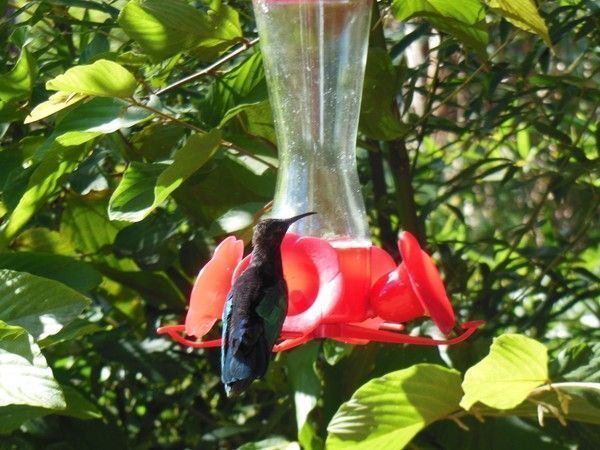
[223,336,270,396]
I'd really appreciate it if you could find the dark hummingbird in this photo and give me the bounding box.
[221,212,316,396]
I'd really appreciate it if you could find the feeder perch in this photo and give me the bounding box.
[158,0,483,351]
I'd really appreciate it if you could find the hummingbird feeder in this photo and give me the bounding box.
[158,0,482,351]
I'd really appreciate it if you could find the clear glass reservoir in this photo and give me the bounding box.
[253,0,373,245]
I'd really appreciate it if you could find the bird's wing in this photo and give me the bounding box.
[221,279,268,388]
[255,280,288,349]
[221,290,234,376]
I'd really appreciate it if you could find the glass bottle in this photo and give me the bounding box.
[253,0,373,321]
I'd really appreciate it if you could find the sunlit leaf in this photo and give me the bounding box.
[0,384,101,434]
[25,92,87,124]
[118,0,242,61]
[285,342,321,450]
[0,269,90,340]
[0,46,35,102]
[461,334,549,410]
[485,0,552,48]
[0,252,101,293]
[327,364,462,449]
[391,0,488,56]
[0,321,65,408]
[13,227,77,255]
[46,59,137,98]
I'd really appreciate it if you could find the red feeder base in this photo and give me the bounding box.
[158,232,483,350]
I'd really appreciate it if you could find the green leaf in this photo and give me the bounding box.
[285,342,322,450]
[202,52,266,127]
[327,364,463,449]
[94,264,185,308]
[114,212,177,270]
[208,202,264,235]
[0,269,90,340]
[109,129,222,222]
[460,334,549,410]
[470,385,600,425]
[323,340,354,366]
[61,195,126,255]
[0,142,90,244]
[0,384,102,434]
[24,92,87,124]
[38,319,102,348]
[0,252,102,293]
[108,162,164,222]
[0,321,65,409]
[45,59,137,98]
[54,97,150,136]
[13,227,77,255]
[391,0,488,57]
[131,122,186,161]
[118,0,242,62]
[237,437,297,450]
[360,48,408,140]
[0,46,35,102]
[554,342,600,383]
[485,0,552,48]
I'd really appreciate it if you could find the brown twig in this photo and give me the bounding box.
[155,37,260,96]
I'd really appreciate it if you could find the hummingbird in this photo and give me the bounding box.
[221,212,316,396]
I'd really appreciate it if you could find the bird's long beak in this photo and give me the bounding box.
[286,211,317,224]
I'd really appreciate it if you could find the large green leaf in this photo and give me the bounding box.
[0,46,35,102]
[327,364,463,449]
[118,0,242,61]
[485,0,551,48]
[0,252,101,293]
[0,385,102,434]
[391,0,488,57]
[461,334,549,410]
[45,59,137,98]
[0,321,65,409]
[0,269,90,340]
[109,129,222,222]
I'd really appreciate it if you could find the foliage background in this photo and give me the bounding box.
[0,0,598,449]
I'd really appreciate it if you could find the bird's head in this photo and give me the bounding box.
[252,212,316,250]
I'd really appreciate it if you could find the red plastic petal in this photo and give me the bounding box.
[282,234,320,315]
[370,264,425,322]
[326,246,371,322]
[282,236,343,333]
[398,232,456,335]
[184,236,244,338]
[369,246,396,286]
